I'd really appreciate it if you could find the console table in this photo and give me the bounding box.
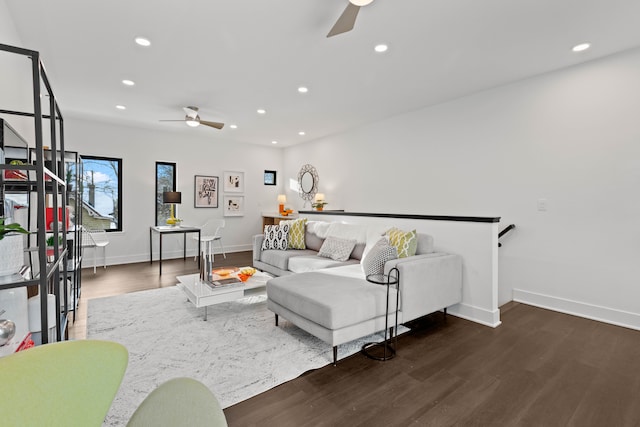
[261,212,298,230]
[149,226,201,275]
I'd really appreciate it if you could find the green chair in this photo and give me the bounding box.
[127,377,228,427]
[0,340,128,427]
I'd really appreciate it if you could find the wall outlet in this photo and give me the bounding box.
[537,198,548,212]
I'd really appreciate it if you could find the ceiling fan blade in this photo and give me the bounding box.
[159,119,186,122]
[200,120,225,130]
[327,3,360,37]
[183,106,199,119]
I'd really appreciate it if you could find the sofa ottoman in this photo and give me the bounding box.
[266,271,399,364]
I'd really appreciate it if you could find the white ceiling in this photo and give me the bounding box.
[5,0,640,147]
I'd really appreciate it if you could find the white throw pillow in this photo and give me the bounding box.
[361,237,398,276]
[317,236,357,262]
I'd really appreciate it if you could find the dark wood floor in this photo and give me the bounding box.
[73,255,640,426]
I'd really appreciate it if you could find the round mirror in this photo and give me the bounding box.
[297,164,319,203]
[300,172,314,193]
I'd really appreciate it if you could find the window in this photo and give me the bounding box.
[79,156,122,231]
[156,162,176,226]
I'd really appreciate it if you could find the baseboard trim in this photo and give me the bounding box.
[513,289,640,331]
[98,245,253,268]
[448,303,501,328]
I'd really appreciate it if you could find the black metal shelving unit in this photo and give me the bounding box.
[0,43,78,347]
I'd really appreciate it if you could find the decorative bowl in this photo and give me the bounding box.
[212,267,239,277]
[0,319,16,346]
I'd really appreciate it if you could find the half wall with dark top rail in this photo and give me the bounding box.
[299,210,502,327]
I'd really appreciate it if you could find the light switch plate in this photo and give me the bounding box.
[537,198,548,211]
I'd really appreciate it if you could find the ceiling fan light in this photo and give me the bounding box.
[350,0,373,6]
[185,119,200,127]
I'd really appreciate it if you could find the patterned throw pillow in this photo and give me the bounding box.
[317,236,357,262]
[386,228,417,258]
[362,237,398,276]
[284,218,307,249]
[261,223,290,250]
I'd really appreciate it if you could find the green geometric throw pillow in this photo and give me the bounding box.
[386,227,417,258]
[285,218,307,249]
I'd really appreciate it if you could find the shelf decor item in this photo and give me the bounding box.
[0,218,28,276]
[311,193,328,211]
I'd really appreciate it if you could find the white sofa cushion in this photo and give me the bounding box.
[289,256,359,274]
[267,272,398,330]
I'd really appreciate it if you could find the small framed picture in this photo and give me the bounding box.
[223,195,244,216]
[194,175,219,208]
[223,171,244,193]
[264,170,277,185]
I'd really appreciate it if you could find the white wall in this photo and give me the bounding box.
[283,48,640,330]
[64,118,284,264]
[0,0,35,140]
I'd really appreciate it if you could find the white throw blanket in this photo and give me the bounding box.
[307,221,368,244]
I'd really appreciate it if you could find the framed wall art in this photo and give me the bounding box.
[194,175,219,208]
[223,195,244,216]
[223,171,244,193]
[264,170,277,185]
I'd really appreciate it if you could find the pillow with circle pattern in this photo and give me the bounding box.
[361,237,398,276]
[261,223,290,250]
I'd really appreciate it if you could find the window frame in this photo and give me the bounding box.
[155,161,177,226]
[79,155,123,232]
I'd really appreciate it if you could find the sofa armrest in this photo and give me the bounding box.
[384,253,462,323]
[253,234,265,262]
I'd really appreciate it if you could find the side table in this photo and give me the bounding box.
[361,267,400,361]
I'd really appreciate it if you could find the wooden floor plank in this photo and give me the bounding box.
[70,256,640,426]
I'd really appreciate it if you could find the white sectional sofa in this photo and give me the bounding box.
[252,220,463,364]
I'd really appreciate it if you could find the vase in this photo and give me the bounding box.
[316,206,323,211]
[0,234,24,276]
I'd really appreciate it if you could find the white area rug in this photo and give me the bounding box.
[88,286,402,426]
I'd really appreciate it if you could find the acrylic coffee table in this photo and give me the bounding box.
[176,268,272,320]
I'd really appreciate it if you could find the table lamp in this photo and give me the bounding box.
[163,191,182,225]
[277,194,287,214]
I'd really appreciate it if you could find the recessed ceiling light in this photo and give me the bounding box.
[122,79,135,86]
[271,140,278,144]
[257,109,266,114]
[374,44,388,53]
[298,131,305,136]
[115,105,126,110]
[230,124,238,129]
[134,37,151,47]
[298,86,308,93]
[572,43,591,52]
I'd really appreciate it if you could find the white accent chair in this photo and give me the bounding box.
[81,226,110,273]
[193,219,226,261]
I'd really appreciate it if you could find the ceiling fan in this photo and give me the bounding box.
[159,106,224,130]
[327,0,374,37]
